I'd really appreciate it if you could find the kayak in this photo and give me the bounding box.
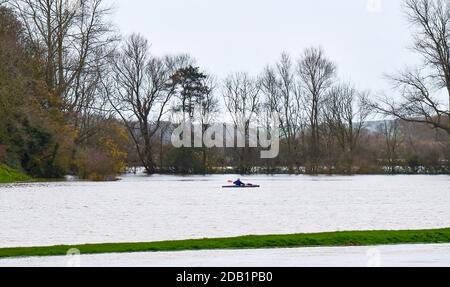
[222,185,260,188]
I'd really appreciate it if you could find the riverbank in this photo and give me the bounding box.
[0,164,32,184]
[1,228,449,259]
[129,166,450,176]
[1,167,448,185]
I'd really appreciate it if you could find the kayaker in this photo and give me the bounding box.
[233,178,245,187]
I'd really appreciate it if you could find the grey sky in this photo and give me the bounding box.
[108,0,417,92]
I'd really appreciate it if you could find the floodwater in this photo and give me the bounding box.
[0,174,449,248]
[1,244,450,267]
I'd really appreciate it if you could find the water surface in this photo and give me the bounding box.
[0,174,449,248]
[1,244,449,267]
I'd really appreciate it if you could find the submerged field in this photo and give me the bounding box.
[1,174,450,248]
[0,228,450,258]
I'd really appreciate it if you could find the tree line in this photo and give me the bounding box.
[0,0,448,180]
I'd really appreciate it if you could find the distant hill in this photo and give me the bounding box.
[364,120,395,133]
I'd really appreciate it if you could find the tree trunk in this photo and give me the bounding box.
[446,85,450,173]
[447,128,450,173]
[202,148,207,174]
[202,124,207,174]
[144,150,156,175]
[142,122,156,175]
[159,141,163,172]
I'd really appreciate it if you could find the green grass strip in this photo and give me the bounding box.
[1,228,450,259]
[0,164,31,184]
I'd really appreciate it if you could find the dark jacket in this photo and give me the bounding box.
[233,180,244,186]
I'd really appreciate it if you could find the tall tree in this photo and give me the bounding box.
[260,53,305,170]
[323,83,372,172]
[169,65,213,173]
[223,72,261,174]
[106,34,186,174]
[198,75,219,173]
[0,5,73,177]
[298,47,336,172]
[10,0,117,137]
[171,65,209,121]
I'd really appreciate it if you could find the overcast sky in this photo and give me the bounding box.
[107,0,418,93]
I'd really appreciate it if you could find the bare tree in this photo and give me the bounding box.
[277,53,304,152]
[224,72,261,131]
[198,75,219,172]
[324,83,372,172]
[260,53,304,170]
[7,0,119,173]
[199,76,219,125]
[374,0,450,164]
[380,120,403,174]
[259,66,280,172]
[298,47,336,172]
[223,72,261,174]
[105,34,185,174]
[10,0,114,101]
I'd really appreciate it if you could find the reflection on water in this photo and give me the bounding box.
[0,174,449,248]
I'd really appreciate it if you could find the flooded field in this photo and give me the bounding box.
[0,174,449,248]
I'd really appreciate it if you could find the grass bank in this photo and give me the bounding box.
[0,164,31,184]
[1,228,450,259]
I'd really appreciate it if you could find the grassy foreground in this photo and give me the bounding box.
[1,228,450,259]
[0,164,31,184]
